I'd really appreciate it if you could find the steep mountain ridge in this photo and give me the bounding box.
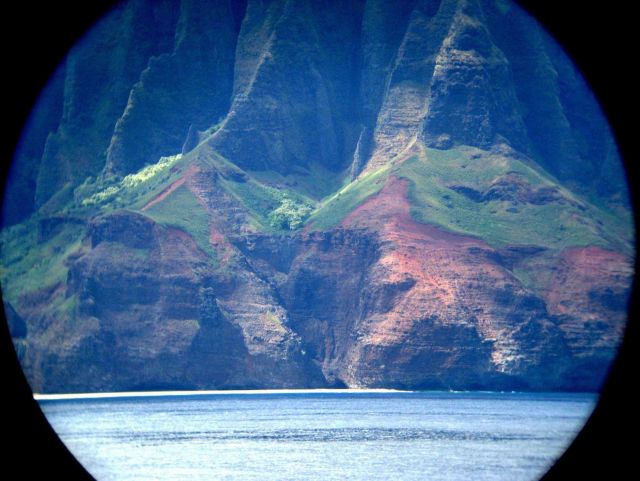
[7,0,628,220]
[1,0,634,393]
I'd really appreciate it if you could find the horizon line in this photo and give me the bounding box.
[33,388,412,401]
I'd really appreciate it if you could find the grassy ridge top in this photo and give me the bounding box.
[1,142,633,309]
[49,142,639,254]
[301,145,632,253]
[142,184,216,262]
[396,147,633,252]
[306,164,391,230]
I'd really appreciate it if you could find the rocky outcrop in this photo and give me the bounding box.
[234,229,382,386]
[106,0,242,175]
[35,0,181,207]
[361,0,455,171]
[207,0,363,174]
[17,210,325,392]
[420,0,528,151]
[450,173,566,206]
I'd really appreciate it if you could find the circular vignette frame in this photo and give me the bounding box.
[1,1,637,480]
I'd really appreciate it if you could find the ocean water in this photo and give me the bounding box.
[38,390,596,481]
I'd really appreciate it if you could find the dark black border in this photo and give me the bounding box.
[2,4,116,479]
[518,1,639,478]
[2,1,637,479]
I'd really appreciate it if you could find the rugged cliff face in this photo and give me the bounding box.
[1,0,634,393]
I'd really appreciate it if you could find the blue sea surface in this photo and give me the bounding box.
[39,391,596,481]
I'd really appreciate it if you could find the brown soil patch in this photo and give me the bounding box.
[342,176,483,246]
[141,164,201,211]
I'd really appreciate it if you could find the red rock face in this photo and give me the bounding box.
[277,176,631,390]
[340,178,496,384]
[545,247,632,356]
[207,175,628,392]
[12,172,630,393]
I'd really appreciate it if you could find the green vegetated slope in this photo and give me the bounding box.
[0,218,84,308]
[203,152,345,233]
[304,144,633,253]
[220,175,315,232]
[143,184,216,261]
[1,154,188,307]
[307,164,391,230]
[1,141,632,311]
[397,147,633,252]
[73,153,188,214]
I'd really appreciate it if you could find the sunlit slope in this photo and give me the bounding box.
[2,139,632,313]
[308,145,632,252]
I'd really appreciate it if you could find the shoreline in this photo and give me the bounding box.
[33,388,597,401]
[33,388,409,401]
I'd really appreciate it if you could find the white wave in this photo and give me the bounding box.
[34,388,411,401]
